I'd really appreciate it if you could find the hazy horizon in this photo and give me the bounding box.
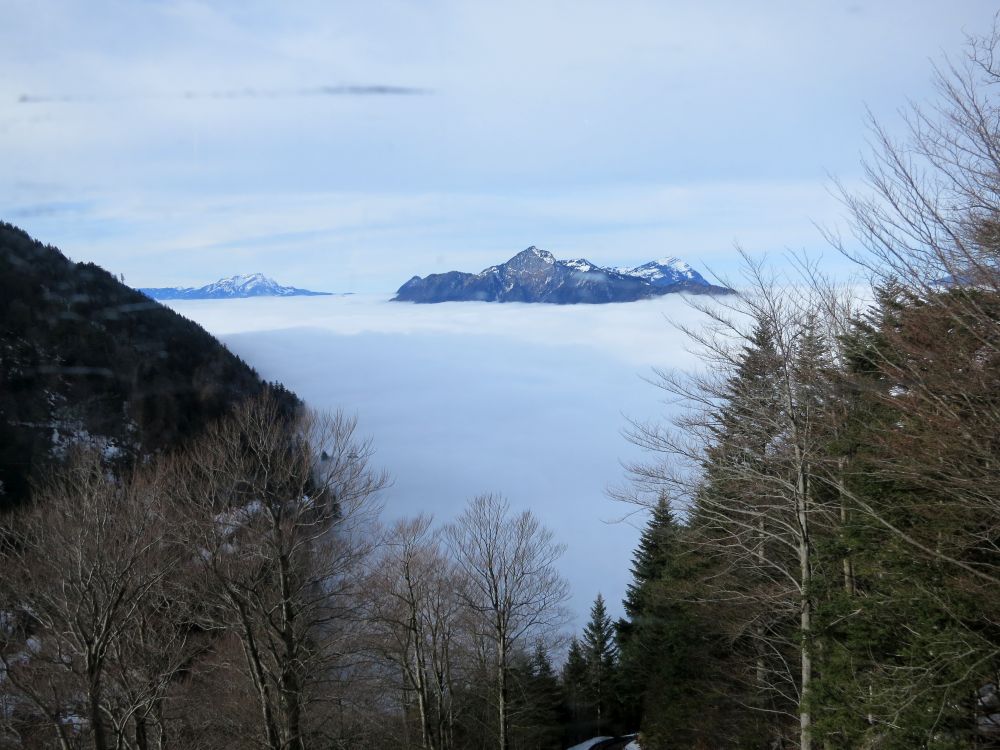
[5,2,997,293]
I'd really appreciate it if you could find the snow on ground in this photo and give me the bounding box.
[169,293,717,625]
[566,738,613,750]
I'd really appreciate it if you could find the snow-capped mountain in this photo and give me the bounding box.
[139,273,332,300]
[393,246,730,304]
[623,257,708,287]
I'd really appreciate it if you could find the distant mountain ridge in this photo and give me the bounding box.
[393,246,731,304]
[140,273,331,300]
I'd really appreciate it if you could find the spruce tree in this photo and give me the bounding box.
[561,637,592,744]
[622,493,679,620]
[512,642,563,750]
[617,493,681,730]
[807,286,1000,747]
[581,593,618,734]
[646,306,833,748]
[618,505,749,748]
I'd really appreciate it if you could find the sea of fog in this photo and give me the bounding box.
[168,293,716,626]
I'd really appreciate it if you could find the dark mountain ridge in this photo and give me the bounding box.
[0,222,297,509]
[393,246,731,303]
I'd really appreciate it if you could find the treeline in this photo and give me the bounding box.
[615,26,1000,750]
[0,396,572,750]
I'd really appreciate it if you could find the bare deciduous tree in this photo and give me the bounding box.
[0,449,182,750]
[168,395,387,750]
[364,516,471,750]
[445,494,569,750]
[619,259,854,750]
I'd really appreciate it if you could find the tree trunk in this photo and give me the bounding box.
[443,645,455,750]
[412,634,432,750]
[53,722,74,750]
[796,457,812,750]
[154,699,168,750]
[755,515,767,689]
[405,564,434,750]
[135,714,149,750]
[234,599,282,750]
[278,550,305,750]
[88,667,109,750]
[497,636,509,750]
[837,459,855,596]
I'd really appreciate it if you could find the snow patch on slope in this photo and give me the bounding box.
[140,274,332,300]
[567,738,614,750]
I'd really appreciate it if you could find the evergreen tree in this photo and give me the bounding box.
[560,637,592,744]
[617,493,681,730]
[807,286,1000,747]
[693,312,795,742]
[622,493,679,620]
[629,302,843,748]
[510,642,563,750]
[581,593,618,734]
[620,513,754,749]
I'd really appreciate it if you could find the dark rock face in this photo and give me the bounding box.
[393,246,731,304]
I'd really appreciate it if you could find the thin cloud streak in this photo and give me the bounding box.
[16,84,430,105]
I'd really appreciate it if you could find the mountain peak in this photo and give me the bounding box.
[513,246,555,263]
[654,257,686,268]
[504,246,556,273]
[139,274,332,300]
[393,246,731,303]
[629,257,705,286]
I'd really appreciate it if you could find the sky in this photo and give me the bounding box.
[3,1,998,291]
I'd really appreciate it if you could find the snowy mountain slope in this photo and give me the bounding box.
[140,273,332,300]
[394,246,730,304]
[623,257,707,286]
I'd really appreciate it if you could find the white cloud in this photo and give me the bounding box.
[168,293,722,623]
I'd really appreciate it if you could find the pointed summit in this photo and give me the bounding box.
[525,245,554,259]
[506,246,556,270]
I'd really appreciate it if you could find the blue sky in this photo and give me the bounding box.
[2,1,996,290]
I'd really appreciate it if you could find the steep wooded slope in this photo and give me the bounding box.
[0,222,296,508]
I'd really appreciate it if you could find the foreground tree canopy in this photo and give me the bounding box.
[614,22,1000,750]
[0,396,572,750]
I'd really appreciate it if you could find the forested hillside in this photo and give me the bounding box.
[0,222,296,509]
[609,278,1000,748]
[606,26,1000,750]
[0,396,576,749]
